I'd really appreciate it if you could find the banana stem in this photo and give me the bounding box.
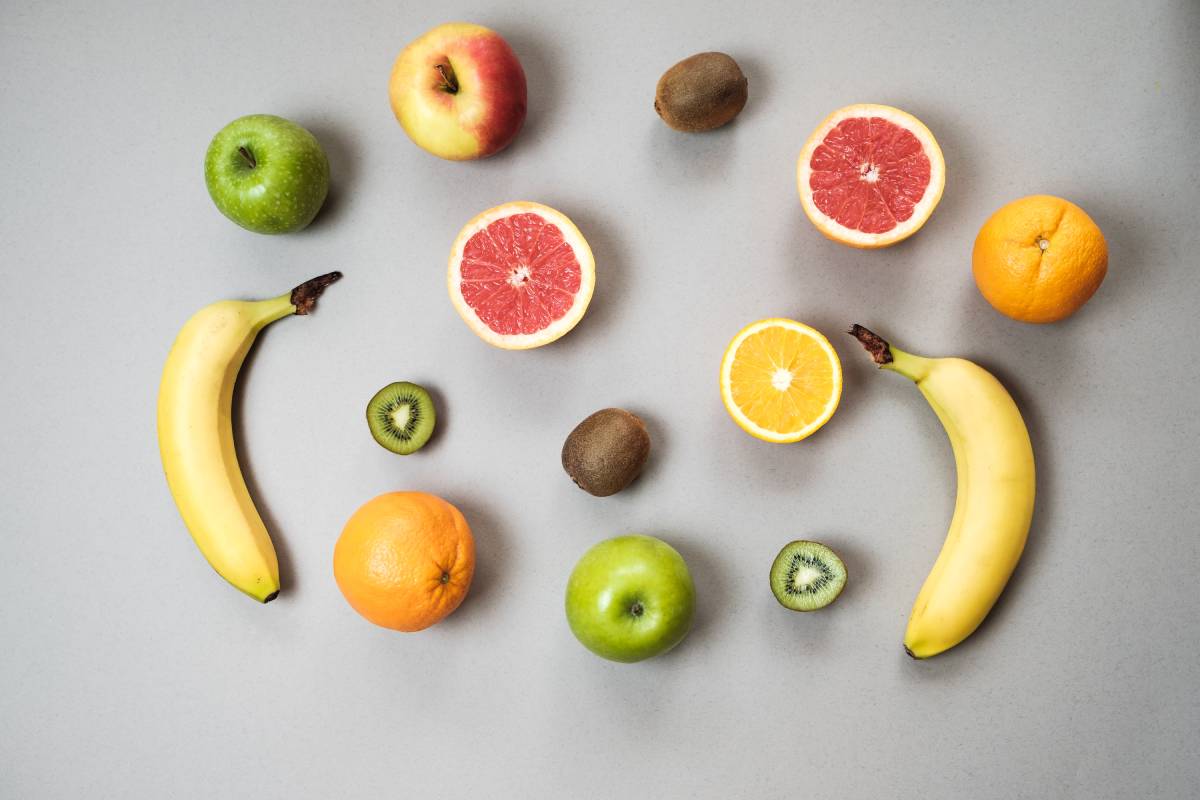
[885,349,930,383]
[290,271,343,315]
[849,324,891,365]
[848,324,930,382]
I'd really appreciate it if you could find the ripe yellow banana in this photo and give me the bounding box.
[851,325,1035,658]
[158,272,342,602]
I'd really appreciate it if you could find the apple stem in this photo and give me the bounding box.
[434,62,459,94]
[237,146,257,169]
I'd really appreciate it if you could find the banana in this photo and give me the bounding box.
[851,325,1035,658]
[158,273,342,602]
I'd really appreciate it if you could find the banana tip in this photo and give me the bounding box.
[263,590,280,604]
[904,644,919,660]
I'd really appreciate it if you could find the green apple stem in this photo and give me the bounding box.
[290,271,343,315]
[237,145,257,169]
[434,62,459,94]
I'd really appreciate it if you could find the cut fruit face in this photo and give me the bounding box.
[720,319,843,443]
[797,104,945,248]
[366,381,435,455]
[770,540,847,612]
[448,201,595,349]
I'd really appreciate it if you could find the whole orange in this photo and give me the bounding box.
[972,195,1108,323]
[333,492,475,631]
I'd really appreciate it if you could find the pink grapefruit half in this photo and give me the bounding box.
[797,104,945,248]
[448,201,595,349]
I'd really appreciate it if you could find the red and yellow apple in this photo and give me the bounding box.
[389,23,527,161]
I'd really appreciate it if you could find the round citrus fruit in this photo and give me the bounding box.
[972,195,1108,323]
[448,201,595,349]
[333,492,475,632]
[797,104,945,248]
[720,319,843,443]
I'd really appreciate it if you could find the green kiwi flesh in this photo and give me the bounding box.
[770,541,847,611]
[366,381,435,455]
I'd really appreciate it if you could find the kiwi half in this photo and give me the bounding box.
[770,541,847,611]
[366,381,435,455]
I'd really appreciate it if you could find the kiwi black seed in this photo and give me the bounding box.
[769,541,847,612]
[366,381,435,455]
[654,52,748,132]
[561,408,651,497]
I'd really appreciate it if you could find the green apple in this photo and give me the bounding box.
[565,535,696,663]
[204,114,329,234]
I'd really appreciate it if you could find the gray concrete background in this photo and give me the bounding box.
[2,1,1198,797]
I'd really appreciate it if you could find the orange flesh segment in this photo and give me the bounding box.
[730,326,835,433]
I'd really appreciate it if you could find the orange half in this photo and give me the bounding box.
[720,319,843,443]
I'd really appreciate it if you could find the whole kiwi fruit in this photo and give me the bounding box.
[561,408,651,497]
[654,52,748,132]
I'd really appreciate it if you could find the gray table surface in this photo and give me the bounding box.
[3,1,1198,797]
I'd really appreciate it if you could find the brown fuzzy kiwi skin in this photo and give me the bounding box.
[561,409,651,497]
[654,52,748,132]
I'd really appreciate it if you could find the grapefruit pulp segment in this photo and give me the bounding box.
[448,202,595,349]
[798,104,945,248]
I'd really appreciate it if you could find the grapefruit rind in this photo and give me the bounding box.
[447,201,595,350]
[719,318,843,443]
[797,104,945,249]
